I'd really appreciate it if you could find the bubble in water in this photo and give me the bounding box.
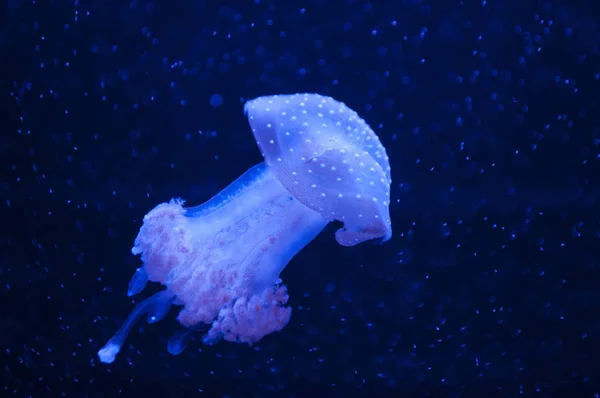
[209,93,223,107]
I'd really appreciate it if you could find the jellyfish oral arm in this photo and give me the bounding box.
[180,162,328,290]
[98,162,327,363]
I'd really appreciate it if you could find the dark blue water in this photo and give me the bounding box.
[2,0,600,396]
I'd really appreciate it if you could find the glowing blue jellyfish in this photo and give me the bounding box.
[98,93,392,364]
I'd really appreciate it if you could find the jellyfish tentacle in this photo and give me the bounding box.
[127,267,149,297]
[167,324,206,355]
[147,294,176,323]
[97,290,174,364]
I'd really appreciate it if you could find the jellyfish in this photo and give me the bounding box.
[97,93,392,364]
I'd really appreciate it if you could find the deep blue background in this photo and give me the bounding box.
[2,0,600,396]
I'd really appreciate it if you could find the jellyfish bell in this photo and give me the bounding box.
[97,93,392,364]
[245,94,392,246]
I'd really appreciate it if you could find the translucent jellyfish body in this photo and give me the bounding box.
[98,93,392,364]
